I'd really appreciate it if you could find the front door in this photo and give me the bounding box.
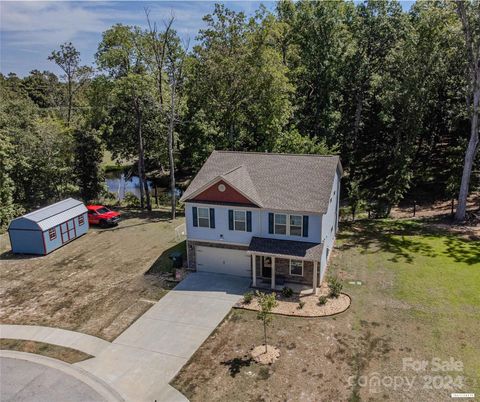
[261,256,272,278]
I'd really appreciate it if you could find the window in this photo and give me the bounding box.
[48,228,57,241]
[290,260,303,276]
[274,214,287,235]
[289,215,303,236]
[197,207,210,228]
[78,215,85,226]
[234,210,246,231]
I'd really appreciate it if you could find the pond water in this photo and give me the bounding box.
[105,171,182,200]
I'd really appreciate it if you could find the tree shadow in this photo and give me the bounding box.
[444,237,480,265]
[337,220,437,263]
[220,356,253,377]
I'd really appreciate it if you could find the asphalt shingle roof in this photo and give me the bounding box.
[180,151,341,214]
[247,236,323,261]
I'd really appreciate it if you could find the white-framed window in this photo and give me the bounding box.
[274,213,303,236]
[274,214,287,235]
[233,210,246,231]
[289,215,303,236]
[78,215,85,226]
[197,207,210,228]
[48,228,57,241]
[289,259,303,276]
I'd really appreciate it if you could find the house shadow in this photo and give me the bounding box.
[337,220,437,263]
[145,240,186,276]
[221,356,253,377]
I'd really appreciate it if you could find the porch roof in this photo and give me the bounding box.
[247,236,323,261]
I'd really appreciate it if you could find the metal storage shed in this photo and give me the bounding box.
[8,198,89,255]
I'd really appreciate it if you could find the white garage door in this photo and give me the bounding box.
[196,246,251,277]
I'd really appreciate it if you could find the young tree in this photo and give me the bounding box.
[48,42,92,125]
[256,292,278,354]
[454,0,480,221]
[73,128,104,202]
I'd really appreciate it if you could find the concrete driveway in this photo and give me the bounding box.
[77,273,250,402]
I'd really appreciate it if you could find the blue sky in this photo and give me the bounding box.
[1,1,414,77]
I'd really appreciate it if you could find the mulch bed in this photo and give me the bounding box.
[234,285,351,317]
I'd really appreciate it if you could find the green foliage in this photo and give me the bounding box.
[123,192,140,207]
[273,130,337,155]
[318,295,328,305]
[74,128,104,202]
[281,286,293,298]
[327,276,343,298]
[243,291,254,304]
[297,300,305,310]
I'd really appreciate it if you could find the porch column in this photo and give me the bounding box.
[252,254,256,287]
[271,256,276,290]
[312,261,318,295]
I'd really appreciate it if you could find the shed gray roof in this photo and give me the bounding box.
[8,198,87,231]
[247,236,323,261]
[180,151,341,213]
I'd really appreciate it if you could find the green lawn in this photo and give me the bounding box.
[173,219,480,401]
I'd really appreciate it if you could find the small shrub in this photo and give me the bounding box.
[281,287,293,298]
[243,291,254,304]
[123,192,140,207]
[328,276,343,298]
[318,295,328,305]
[297,301,305,310]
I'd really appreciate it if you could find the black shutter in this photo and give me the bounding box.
[268,213,274,234]
[192,207,198,227]
[303,215,309,237]
[228,210,234,230]
[209,208,215,228]
[246,211,252,232]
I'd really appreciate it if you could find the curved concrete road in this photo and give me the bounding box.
[0,351,123,402]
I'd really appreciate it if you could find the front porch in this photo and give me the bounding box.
[252,279,316,296]
[247,237,324,295]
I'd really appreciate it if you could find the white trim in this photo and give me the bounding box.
[289,259,304,276]
[187,238,249,247]
[185,201,323,216]
[273,213,303,237]
[233,209,247,232]
[197,207,210,228]
[181,175,262,207]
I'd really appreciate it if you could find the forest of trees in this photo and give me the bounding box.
[1,0,479,228]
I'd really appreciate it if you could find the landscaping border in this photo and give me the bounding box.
[233,292,352,318]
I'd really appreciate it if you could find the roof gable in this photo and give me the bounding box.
[180,151,341,214]
[192,179,258,206]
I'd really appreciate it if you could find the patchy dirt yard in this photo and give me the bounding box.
[0,209,185,341]
[0,339,91,364]
[172,220,479,402]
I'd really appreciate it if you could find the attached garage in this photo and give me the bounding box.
[196,246,251,277]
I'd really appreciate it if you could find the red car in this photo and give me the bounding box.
[87,205,120,227]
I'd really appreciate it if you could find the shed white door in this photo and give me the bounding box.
[196,246,251,277]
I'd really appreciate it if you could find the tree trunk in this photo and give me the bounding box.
[67,77,73,126]
[168,75,177,220]
[263,319,267,354]
[455,1,480,222]
[136,105,145,210]
[455,91,479,221]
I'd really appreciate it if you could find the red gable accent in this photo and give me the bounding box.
[191,180,255,205]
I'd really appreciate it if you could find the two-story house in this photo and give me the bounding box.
[180,151,342,293]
